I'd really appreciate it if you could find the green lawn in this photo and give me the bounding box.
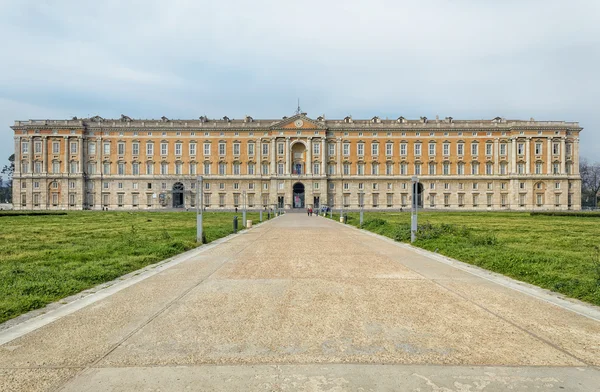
[332,211,600,306]
[0,211,261,323]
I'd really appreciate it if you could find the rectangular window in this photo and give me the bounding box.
[517,143,524,155]
[328,164,335,175]
[457,163,464,175]
[501,194,507,207]
[262,163,269,175]
[500,162,507,175]
[357,143,364,156]
[486,163,493,175]
[429,162,436,175]
[22,142,29,154]
[343,143,350,156]
[428,143,435,156]
[262,143,269,155]
[132,143,139,155]
[414,163,421,175]
[386,163,393,175]
[443,143,449,156]
[70,161,78,173]
[519,194,526,207]
[457,143,464,155]
[553,163,559,174]
[535,162,542,174]
[219,163,227,175]
[204,143,211,155]
[371,143,378,156]
[553,143,559,155]
[535,143,542,155]
[518,163,525,174]
[175,162,182,175]
[278,143,284,155]
[248,163,255,175]
[53,141,61,154]
[487,194,493,207]
[486,143,492,156]
[161,162,168,175]
[386,143,393,156]
[233,163,240,175]
[313,163,320,175]
[500,143,506,155]
[219,194,225,207]
[278,163,284,175]
[471,162,479,175]
[329,143,335,156]
[189,143,196,156]
[175,143,182,156]
[357,163,364,175]
[387,193,393,207]
[118,162,125,175]
[118,142,125,155]
[443,162,450,175]
[444,194,450,207]
[430,194,435,208]
[248,143,255,156]
[103,142,111,155]
[70,142,77,154]
[52,161,60,173]
[400,163,407,175]
[458,194,464,206]
[233,143,240,155]
[473,194,479,207]
[313,143,320,155]
[160,143,168,155]
[471,143,478,156]
[414,144,421,156]
[400,143,407,156]
[219,143,226,156]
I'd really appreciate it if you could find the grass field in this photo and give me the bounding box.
[0,211,261,324]
[332,211,600,306]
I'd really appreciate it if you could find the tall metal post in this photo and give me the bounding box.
[242,190,247,227]
[196,176,203,243]
[411,176,418,243]
[359,191,364,226]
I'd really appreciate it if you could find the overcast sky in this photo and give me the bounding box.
[1,0,599,179]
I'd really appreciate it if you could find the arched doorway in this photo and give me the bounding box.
[293,182,305,208]
[172,182,184,208]
[412,183,424,208]
[291,142,307,175]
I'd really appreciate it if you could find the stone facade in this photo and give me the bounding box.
[11,113,582,211]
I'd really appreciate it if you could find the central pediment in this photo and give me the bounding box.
[270,114,327,130]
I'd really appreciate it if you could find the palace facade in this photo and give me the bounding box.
[11,113,582,211]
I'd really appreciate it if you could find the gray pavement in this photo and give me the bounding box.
[1,214,600,391]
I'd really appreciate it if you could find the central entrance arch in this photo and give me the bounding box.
[172,182,184,208]
[293,182,305,208]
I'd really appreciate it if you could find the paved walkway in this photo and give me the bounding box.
[1,214,600,391]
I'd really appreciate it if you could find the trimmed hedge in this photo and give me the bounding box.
[530,211,600,218]
[0,212,68,217]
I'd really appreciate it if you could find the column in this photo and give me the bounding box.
[493,139,499,174]
[78,136,84,173]
[41,136,47,173]
[28,138,33,174]
[560,137,566,174]
[336,138,342,175]
[64,136,69,173]
[546,138,552,174]
[270,138,276,175]
[525,137,530,174]
[306,137,312,175]
[285,137,290,175]
[510,138,516,174]
[321,138,326,175]
[573,137,580,174]
[14,137,20,175]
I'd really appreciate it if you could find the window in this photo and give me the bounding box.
[443,143,449,156]
[233,183,239,190]
[70,142,78,154]
[500,162,507,175]
[262,143,269,155]
[444,194,450,207]
[555,194,560,206]
[487,194,493,207]
[458,194,464,206]
[145,162,153,175]
[233,162,240,175]
[175,143,182,156]
[386,143,393,156]
[160,143,168,155]
[500,143,507,155]
[314,143,320,155]
[118,162,125,175]
[535,162,542,174]
[132,142,139,155]
[262,163,269,175]
[400,143,407,156]
[372,194,379,208]
[387,182,393,190]
[457,162,465,175]
[175,162,182,175]
[313,163,320,175]
[519,182,525,190]
[428,143,435,156]
[471,162,479,175]
[344,182,350,190]
[103,142,111,155]
[343,143,350,155]
[553,163,559,174]
[414,163,421,175]
[430,194,435,208]
[329,143,335,156]
[202,143,210,156]
[343,163,350,175]
[219,143,226,156]
[440,162,448,175]
[457,143,464,156]
[160,162,168,175]
[370,163,378,175]
[473,194,479,207]
[357,163,364,175]
[70,161,78,173]
[501,194,507,207]
[329,182,335,190]
[118,142,125,155]
[555,182,561,189]
[535,143,542,155]
[471,143,478,156]
[219,162,227,175]
[487,182,493,190]
[553,143,559,155]
[248,143,255,156]
[429,183,435,190]
[219,182,225,190]
[400,162,407,175]
[517,143,524,155]
[53,161,60,173]
[34,161,41,173]
[486,162,493,175]
[202,162,210,175]
[219,194,225,207]
[357,143,364,156]
[278,163,284,175]
[519,194,526,207]
[444,183,450,190]
[53,141,61,154]
[566,143,572,155]
[371,143,378,156]
[386,163,393,175]
[428,162,436,175]
[387,193,393,207]
[278,143,284,155]
[414,143,421,156]
[22,141,29,154]
[486,143,492,156]
[518,163,525,174]
[233,143,240,155]
[248,163,255,175]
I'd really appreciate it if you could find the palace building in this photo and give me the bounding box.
[11,113,582,211]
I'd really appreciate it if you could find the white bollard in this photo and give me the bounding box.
[246,220,253,228]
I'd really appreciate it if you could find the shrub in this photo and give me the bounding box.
[530,212,600,218]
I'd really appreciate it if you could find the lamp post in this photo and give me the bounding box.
[411,175,419,243]
[242,190,247,227]
[196,176,204,243]
[359,190,364,227]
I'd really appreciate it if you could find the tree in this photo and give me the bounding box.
[580,158,600,208]
[1,154,14,203]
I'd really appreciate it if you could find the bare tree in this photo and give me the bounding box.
[580,158,600,207]
[0,154,14,203]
